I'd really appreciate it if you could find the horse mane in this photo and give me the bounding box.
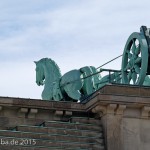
[49,58,61,74]
[44,58,62,77]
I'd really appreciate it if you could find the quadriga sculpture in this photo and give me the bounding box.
[35,26,150,101]
[34,58,102,101]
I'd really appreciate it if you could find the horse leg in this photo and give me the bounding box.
[42,87,53,100]
[63,83,81,100]
[53,82,63,101]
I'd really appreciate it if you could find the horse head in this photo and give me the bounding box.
[34,59,45,86]
[35,58,62,86]
[35,58,63,100]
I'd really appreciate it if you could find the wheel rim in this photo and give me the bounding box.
[122,32,148,85]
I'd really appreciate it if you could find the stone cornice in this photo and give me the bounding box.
[0,97,86,112]
[86,85,150,119]
[1,85,150,119]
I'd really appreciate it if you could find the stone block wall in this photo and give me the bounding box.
[89,84,150,150]
[0,84,150,150]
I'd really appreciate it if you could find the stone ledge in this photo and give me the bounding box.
[86,93,150,112]
[99,84,150,97]
[0,97,85,112]
[85,85,150,119]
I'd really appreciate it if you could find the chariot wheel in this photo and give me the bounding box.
[122,32,149,85]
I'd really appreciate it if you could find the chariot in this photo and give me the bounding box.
[35,26,150,101]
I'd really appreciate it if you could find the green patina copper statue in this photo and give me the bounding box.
[122,26,150,85]
[35,58,105,101]
[35,26,150,101]
[35,58,121,101]
[35,58,63,101]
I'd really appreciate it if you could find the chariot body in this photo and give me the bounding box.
[35,26,150,101]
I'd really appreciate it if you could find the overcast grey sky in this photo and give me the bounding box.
[0,0,149,99]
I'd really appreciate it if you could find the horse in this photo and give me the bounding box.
[34,58,101,101]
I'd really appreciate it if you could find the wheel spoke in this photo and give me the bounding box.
[128,52,132,59]
[134,65,140,74]
[135,45,140,55]
[135,57,142,64]
[132,72,137,84]
[124,62,131,71]
[126,50,132,59]
[131,40,136,54]
[128,71,132,83]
